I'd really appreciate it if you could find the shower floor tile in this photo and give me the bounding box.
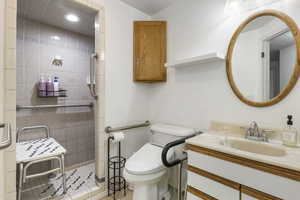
[21,163,98,200]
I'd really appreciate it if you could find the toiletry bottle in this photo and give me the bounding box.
[46,76,54,96]
[282,115,298,147]
[38,75,46,97]
[53,77,60,96]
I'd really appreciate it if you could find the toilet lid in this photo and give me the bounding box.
[125,143,174,175]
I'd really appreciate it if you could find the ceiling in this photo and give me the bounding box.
[120,0,176,15]
[17,0,97,36]
[270,31,295,50]
[242,16,276,33]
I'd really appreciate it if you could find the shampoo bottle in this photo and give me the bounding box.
[38,75,46,97]
[53,76,60,96]
[282,115,298,147]
[46,76,54,96]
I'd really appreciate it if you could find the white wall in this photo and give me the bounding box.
[95,0,152,157]
[150,0,300,138]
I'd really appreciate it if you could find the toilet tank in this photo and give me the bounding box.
[150,123,196,147]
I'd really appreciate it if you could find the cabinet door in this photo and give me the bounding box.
[133,21,166,82]
[241,185,283,200]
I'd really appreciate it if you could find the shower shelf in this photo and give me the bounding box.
[37,89,67,98]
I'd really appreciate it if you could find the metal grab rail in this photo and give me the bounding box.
[105,121,150,133]
[16,103,93,110]
[0,123,11,150]
[161,131,202,200]
[88,53,98,99]
[161,132,201,167]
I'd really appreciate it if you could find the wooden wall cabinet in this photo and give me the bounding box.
[133,21,166,82]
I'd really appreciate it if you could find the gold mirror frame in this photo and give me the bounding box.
[226,10,300,107]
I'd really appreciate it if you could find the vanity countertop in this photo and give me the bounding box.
[186,132,300,172]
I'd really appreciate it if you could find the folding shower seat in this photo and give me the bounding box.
[16,125,66,200]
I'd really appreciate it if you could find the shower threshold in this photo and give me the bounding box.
[20,162,104,200]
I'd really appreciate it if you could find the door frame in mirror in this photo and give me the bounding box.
[261,28,290,101]
[226,10,300,107]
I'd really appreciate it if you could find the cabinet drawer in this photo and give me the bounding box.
[187,186,216,200]
[242,194,261,200]
[241,185,283,200]
[187,166,240,200]
[187,192,204,200]
[187,149,300,199]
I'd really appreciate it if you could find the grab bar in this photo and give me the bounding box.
[88,53,98,99]
[0,123,11,150]
[105,121,150,133]
[161,132,201,168]
[16,103,93,110]
[161,131,202,200]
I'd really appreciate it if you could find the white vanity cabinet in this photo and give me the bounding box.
[187,165,240,200]
[186,144,300,200]
[240,186,282,200]
[241,194,258,200]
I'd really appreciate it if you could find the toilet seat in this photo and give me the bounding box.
[125,143,174,175]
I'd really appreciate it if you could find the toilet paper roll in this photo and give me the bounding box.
[111,132,125,143]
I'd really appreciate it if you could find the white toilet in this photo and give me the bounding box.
[123,123,196,200]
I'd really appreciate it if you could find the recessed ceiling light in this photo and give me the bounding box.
[51,36,61,41]
[65,14,80,23]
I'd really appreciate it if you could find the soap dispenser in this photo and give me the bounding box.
[282,115,298,147]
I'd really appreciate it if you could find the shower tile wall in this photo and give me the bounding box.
[16,17,95,167]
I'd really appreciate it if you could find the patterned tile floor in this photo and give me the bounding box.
[21,163,177,200]
[21,163,98,200]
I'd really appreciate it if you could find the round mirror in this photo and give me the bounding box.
[227,10,300,107]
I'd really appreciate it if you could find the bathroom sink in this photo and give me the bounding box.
[221,138,286,157]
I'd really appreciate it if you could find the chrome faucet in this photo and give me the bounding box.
[245,121,268,142]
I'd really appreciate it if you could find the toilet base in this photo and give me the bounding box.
[133,183,157,200]
[124,169,170,200]
[132,184,171,200]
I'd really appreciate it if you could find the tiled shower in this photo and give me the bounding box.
[14,5,100,199]
[16,17,95,168]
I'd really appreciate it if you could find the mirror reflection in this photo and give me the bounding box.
[232,16,296,102]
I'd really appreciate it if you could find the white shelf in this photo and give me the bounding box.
[165,52,225,68]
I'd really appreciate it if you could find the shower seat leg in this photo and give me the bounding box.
[61,154,66,194]
[17,163,23,200]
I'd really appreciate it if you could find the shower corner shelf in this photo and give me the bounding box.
[164,52,225,68]
[37,89,67,98]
